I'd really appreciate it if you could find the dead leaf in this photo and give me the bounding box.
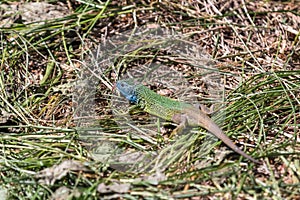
[36,160,89,185]
[97,182,131,194]
[50,186,81,200]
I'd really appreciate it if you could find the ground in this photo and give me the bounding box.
[0,0,299,199]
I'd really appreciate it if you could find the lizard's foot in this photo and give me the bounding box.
[170,124,184,138]
[169,118,187,138]
[128,105,143,115]
[194,104,215,115]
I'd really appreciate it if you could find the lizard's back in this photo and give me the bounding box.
[135,84,192,121]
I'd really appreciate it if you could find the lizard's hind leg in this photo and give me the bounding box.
[170,114,188,137]
[196,104,215,115]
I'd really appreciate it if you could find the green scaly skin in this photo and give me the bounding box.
[135,84,190,121]
[116,79,260,164]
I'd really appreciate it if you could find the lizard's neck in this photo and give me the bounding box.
[126,93,138,104]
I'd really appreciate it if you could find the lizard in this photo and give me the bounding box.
[116,79,260,164]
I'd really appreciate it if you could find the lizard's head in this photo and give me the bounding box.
[116,79,138,103]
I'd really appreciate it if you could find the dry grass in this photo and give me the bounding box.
[0,0,299,199]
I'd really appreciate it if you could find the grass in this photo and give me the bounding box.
[0,0,299,199]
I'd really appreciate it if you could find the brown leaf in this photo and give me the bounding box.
[97,182,131,194]
[36,160,89,185]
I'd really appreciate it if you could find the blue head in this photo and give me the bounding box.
[116,79,138,103]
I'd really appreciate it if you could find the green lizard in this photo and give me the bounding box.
[116,79,260,164]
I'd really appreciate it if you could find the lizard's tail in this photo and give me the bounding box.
[206,121,261,164]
